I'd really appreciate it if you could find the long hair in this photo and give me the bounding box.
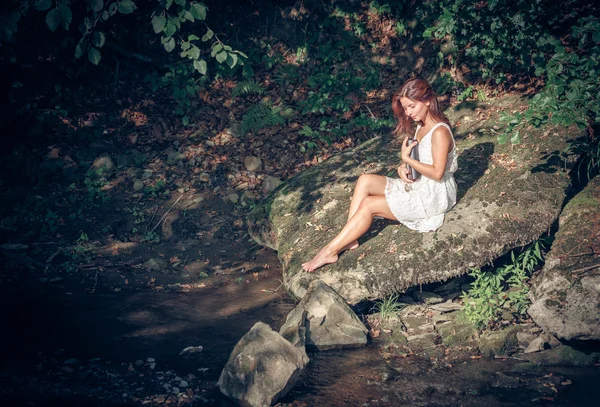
[391,79,450,136]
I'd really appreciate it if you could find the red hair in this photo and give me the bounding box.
[391,78,450,136]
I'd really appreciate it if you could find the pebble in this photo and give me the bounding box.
[179,380,188,387]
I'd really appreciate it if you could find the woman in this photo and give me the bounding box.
[302,78,458,273]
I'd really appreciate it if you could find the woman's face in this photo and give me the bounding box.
[400,97,430,122]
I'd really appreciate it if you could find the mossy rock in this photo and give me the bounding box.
[478,325,524,358]
[248,96,581,304]
[528,177,600,341]
[522,345,600,367]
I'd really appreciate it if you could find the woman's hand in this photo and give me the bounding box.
[401,136,417,162]
[397,163,412,183]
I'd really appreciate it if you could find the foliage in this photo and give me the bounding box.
[371,294,405,320]
[231,80,266,100]
[420,0,600,145]
[461,239,547,330]
[1,0,245,75]
[240,101,294,136]
[568,133,600,181]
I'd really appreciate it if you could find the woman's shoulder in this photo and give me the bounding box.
[431,122,452,138]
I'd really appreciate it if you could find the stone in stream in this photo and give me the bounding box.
[218,322,309,407]
[279,280,368,351]
[528,177,600,341]
[247,96,582,305]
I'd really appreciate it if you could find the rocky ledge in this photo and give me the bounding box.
[248,96,582,304]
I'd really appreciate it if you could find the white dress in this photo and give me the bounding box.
[384,122,458,232]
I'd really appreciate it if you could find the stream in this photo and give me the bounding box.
[1,245,599,406]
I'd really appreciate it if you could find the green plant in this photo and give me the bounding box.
[231,81,266,100]
[568,134,600,181]
[461,239,547,329]
[240,102,294,135]
[371,294,405,320]
[84,176,108,204]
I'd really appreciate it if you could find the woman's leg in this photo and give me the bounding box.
[341,174,388,251]
[302,195,396,273]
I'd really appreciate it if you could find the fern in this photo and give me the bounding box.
[240,102,294,135]
[231,80,266,99]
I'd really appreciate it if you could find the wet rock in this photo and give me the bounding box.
[218,322,308,407]
[414,291,444,304]
[523,337,546,354]
[167,151,186,165]
[279,309,307,349]
[248,96,580,304]
[523,345,600,366]
[244,156,262,172]
[528,177,600,341]
[478,325,523,358]
[516,332,536,348]
[279,280,368,351]
[89,155,115,179]
[262,176,283,194]
[141,169,153,180]
[133,179,144,191]
[226,193,239,204]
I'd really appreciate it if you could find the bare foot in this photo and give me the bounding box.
[340,240,359,252]
[302,247,339,273]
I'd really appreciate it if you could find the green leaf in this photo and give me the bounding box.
[46,9,61,32]
[79,17,92,34]
[593,30,600,43]
[188,34,200,41]
[152,15,166,33]
[88,47,101,65]
[193,59,207,74]
[226,53,238,68]
[202,29,213,41]
[164,20,177,37]
[183,11,194,22]
[109,2,118,15]
[75,43,85,59]
[175,0,186,6]
[163,37,176,52]
[92,31,105,48]
[215,50,227,63]
[35,0,53,11]
[58,5,72,30]
[118,0,137,14]
[211,42,222,57]
[497,132,508,145]
[163,0,174,10]
[190,2,207,20]
[188,45,200,59]
[511,130,521,144]
[92,0,104,13]
[101,10,109,20]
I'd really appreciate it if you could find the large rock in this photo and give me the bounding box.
[248,96,581,304]
[218,322,309,407]
[279,280,368,350]
[528,177,600,341]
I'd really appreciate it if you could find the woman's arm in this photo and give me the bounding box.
[401,126,452,182]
